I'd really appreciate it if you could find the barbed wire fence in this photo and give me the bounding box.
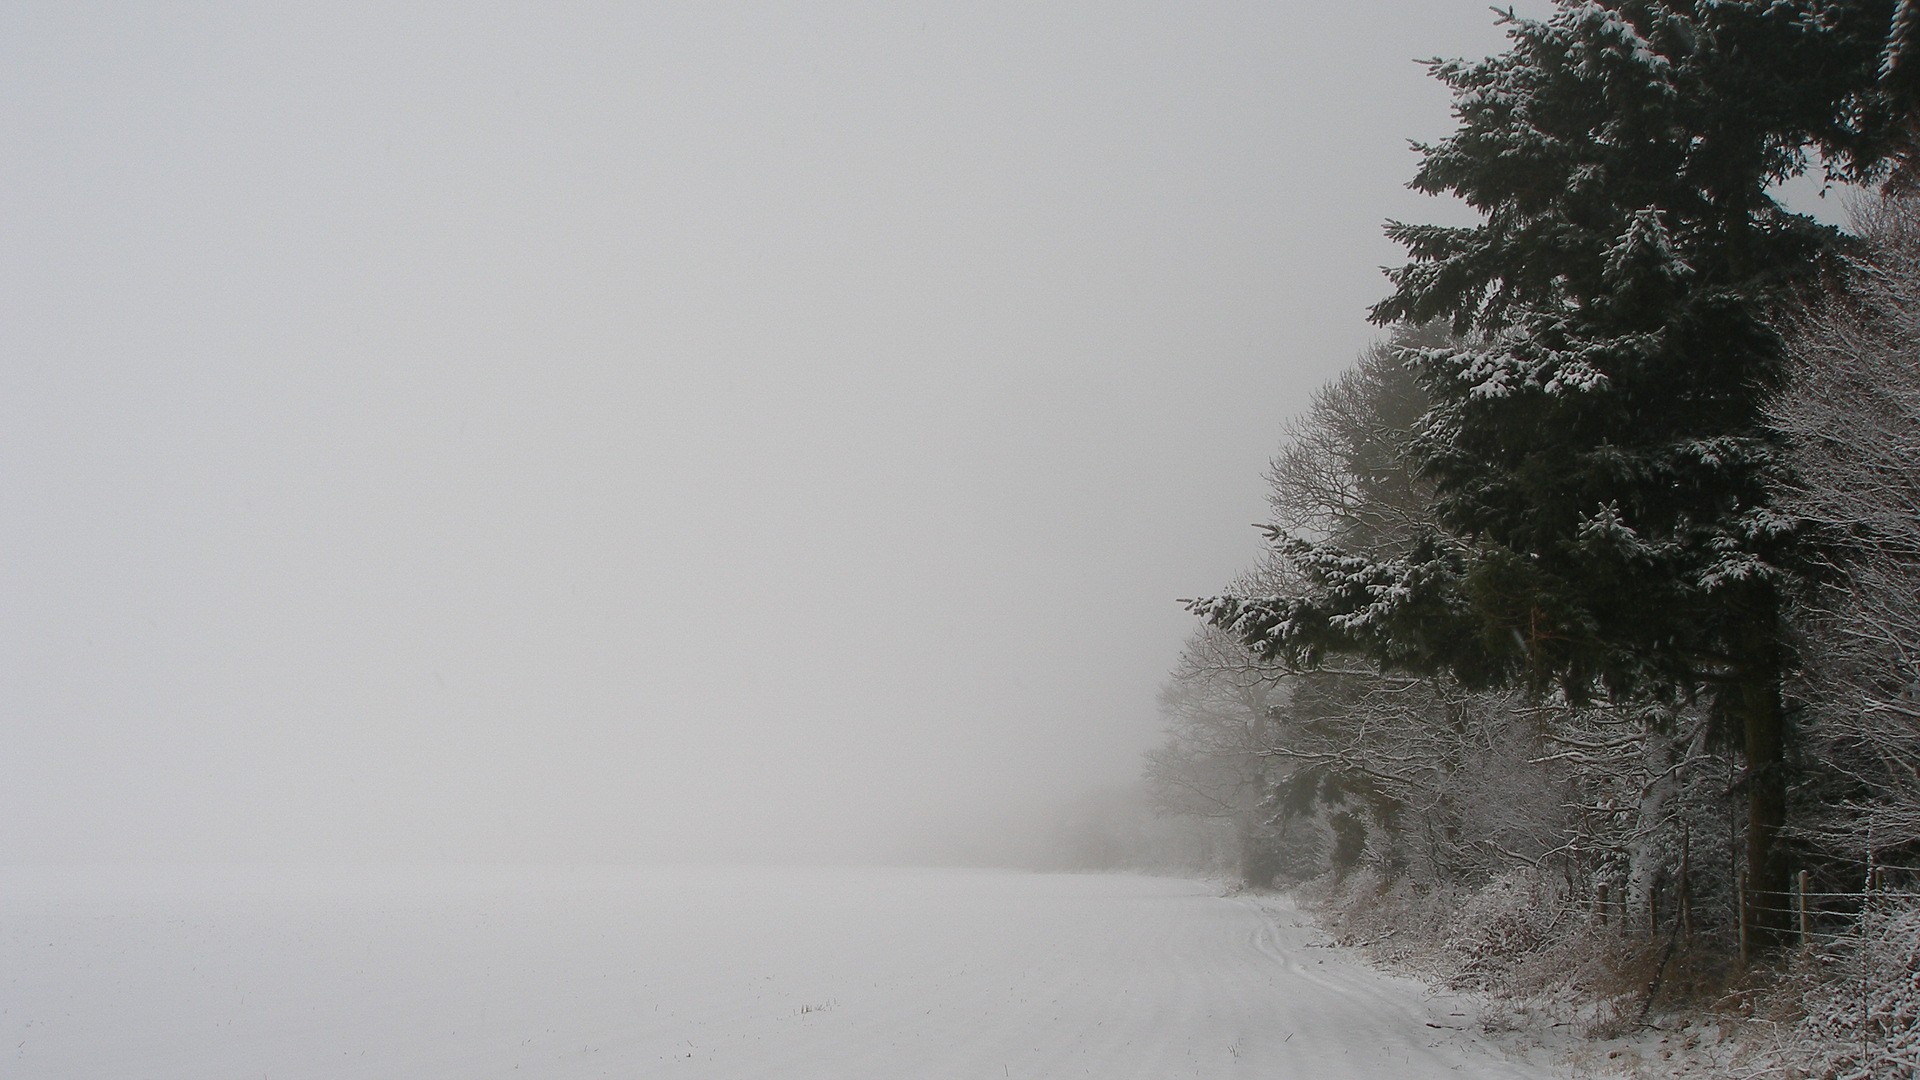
[1580,850,1920,1073]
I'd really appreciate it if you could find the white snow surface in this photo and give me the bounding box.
[3,865,1573,1079]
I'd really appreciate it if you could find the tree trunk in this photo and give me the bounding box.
[1731,596,1791,949]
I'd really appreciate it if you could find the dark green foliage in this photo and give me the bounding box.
[1207,1,1907,699]
[1328,811,1368,875]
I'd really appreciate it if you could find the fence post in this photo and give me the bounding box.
[1797,869,1810,945]
[1866,831,1879,919]
[1862,842,1875,1067]
[1597,881,1608,928]
[1679,822,1692,942]
[1738,869,1750,965]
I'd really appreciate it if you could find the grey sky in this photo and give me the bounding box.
[3,2,1542,863]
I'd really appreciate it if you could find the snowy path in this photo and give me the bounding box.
[3,866,1570,1079]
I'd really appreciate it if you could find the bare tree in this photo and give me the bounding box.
[1774,192,1920,857]
[1265,336,1437,557]
[1144,623,1304,885]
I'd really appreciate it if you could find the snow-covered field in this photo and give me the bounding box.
[3,865,1571,1078]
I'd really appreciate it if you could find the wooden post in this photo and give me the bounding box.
[1738,869,1750,965]
[1797,870,1810,945]
[1597,881,1608,927]
[1866,830,1879,919]
[1566,834,1578,915]
[1679,822,1693,942]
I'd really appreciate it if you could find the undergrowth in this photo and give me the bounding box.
[1291,870,1920,1077]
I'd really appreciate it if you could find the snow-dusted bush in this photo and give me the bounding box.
[1293,862,1673,1044]
[1757,899,1920,1079]
[1294,867,1462,973]
[1443,870,1569,983]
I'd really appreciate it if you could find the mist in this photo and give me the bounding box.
[1,2,1525,866]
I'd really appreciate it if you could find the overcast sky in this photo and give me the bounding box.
[2,2,1558,864]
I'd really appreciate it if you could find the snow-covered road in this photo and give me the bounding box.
[4,866,1570,1078]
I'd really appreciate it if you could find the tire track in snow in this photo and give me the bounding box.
[1229,891,1561,1079]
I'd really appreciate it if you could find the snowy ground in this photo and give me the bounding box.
[3,865,1578,1079]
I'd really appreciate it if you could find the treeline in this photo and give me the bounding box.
[1153,228,1920,910]
[1146,2,1920,1069]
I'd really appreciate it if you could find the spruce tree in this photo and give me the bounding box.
[1195,2,1915,945]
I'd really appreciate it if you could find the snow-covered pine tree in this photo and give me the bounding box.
[1194,2,1916,947]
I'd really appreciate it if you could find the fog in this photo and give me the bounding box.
[2,2,1532,865]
